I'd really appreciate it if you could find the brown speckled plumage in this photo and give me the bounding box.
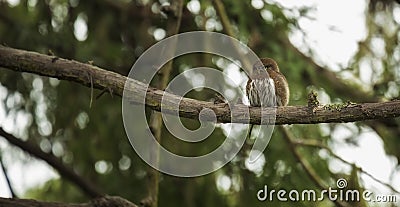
[246,58,289,107]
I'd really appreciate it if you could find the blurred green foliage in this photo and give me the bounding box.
[0,0,399,207]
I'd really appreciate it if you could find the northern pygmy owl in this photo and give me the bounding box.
[246,58,289,107]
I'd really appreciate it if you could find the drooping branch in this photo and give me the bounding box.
[293,138,400,194]
[0,128,102,198]
[0,45,399,125]
[279,126,351,207]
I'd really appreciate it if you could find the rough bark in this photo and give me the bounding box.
[0,45,399,125]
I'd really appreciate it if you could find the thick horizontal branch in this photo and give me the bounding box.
[0,195,137,207]
[0,45,399,124]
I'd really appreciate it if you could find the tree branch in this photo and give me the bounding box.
[0,46,399,125]
[213,0,235,37]
[143,1,184,207]
[0,128,102,198]
[0,155,17,198]
[279,126,351,207]
[0,195,138,207]
[293,139,400,194]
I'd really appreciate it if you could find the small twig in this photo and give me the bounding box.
[0,155,17,198]
[87,72,94,108]
[96,87,114,100]
[95,88,107,100]
[108,87,114,98]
